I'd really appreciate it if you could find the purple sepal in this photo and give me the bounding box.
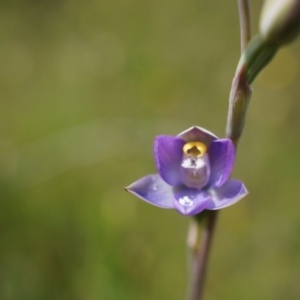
[206,179,248,210]
[177,126,218,146]
[208,139,235,188]
[125,174,174,208]
[154,135,185,187]
[173,187,211,216]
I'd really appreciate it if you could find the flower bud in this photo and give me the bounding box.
[260,0,300,46]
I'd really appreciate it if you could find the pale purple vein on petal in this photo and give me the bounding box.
[206,179,248,210]
[125,174,174,208]
[173,187,211,216]
[208,139,235,188]
[153,135,185,186]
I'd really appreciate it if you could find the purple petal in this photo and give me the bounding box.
[208,139,235,188]
[177,126,218,146]
[206,179,248,210]
[173,187,211,216]
[154,135,185,186]
[125,174,174,208]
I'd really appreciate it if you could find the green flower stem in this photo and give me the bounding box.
[226,35,278,145]
[187,211,218,300]
[226,65,252,147]
[225,0,253,146]
[187,1,253,300]
[238,0,252,52]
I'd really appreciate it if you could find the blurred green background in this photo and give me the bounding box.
[1,1,300,299]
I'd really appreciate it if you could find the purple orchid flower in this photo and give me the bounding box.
[125,126,248,216]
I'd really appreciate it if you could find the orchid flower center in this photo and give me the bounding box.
[181,141,210,189]
[183,142,207,158]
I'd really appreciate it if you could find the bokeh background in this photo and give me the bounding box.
[1,1,300,299]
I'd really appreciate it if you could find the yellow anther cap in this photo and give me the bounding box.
[183,142,207,158]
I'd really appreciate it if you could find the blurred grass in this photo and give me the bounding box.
[1,0,300,299]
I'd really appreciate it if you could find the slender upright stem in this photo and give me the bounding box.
[187,2,252,300]
[226,0,252,145]
[237,0,252,53]
[188,211,218,300]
